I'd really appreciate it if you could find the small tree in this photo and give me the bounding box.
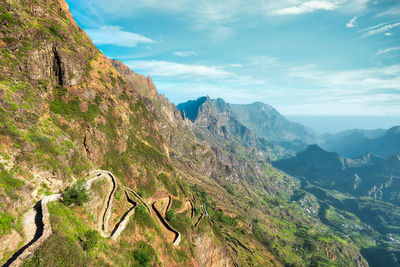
[132,241,155,267]
[62,180,89,206]
[82,230,100,251]
[166,209,176,222]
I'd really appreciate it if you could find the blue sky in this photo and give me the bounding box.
[65,0,400,117]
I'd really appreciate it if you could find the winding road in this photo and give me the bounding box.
[2,194,61,267]
[2,170,137,267]
[3,170,199,266]
[151,201,181,246]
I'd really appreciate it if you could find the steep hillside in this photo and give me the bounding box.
[0,0,369,266]
[321,126,400,158]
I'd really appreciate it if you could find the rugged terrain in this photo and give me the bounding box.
[0,0,370,266]
[275,144,400,266]
[320,126,400,158]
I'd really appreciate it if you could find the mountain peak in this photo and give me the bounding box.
[176,96,208,121]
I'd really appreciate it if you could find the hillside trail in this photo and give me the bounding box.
[2,170,136,267]
[127,188,182,246]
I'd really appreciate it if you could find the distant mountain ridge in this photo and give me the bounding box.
[228,102,318,144]
[177,97,318,154]
[321,126,400,158]
[275,144,400,205]
[178,96,289,161]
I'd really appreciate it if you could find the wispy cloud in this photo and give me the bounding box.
[74,0,370,42]
[173,51,198,57]
[385,32,394,36]
[271,1,341,16]
[361,20,400,38]
[85,26,154,47]
[377,47,400,56]
[346,16,357,28]
[126,60,233,78]
[375,5,400,18]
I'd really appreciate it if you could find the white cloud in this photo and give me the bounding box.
[346,16,357,28]
[76,0,371,42]
[126,60,233,78]
[361,20,400,38]
[85,26,154,47]
[173,51,199,57]
[230,64,243,67]
[377,47,400,56]
[385,32,394,36]
[271,1,341,15]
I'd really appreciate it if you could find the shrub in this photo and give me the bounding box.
[0,212,14,237]
[166,209,177,222]
[133,205,154,228]
[62,180,89,206]
[0,164,24,199]
[82,230,100,251]
[21,230,87,266]
[132,241,155,267]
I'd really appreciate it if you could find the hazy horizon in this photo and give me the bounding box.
[287,115,400,134]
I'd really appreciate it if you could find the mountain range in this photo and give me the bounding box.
[0,0,398,266]
[321,126,400,159]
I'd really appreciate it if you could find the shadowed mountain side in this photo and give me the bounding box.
[274,145,400,205]
[321,126,400,159]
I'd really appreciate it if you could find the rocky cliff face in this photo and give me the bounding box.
[0,1,369,266]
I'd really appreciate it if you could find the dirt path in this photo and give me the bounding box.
[86,170,117,235]
[151,201,181,246]
[125,187,151,214]
[3,170,135,267]
[194,213,204,228]
[110,191,137,240]
[175,201,190,214]
[2,194,61,267]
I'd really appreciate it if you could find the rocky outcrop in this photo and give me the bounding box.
[194,234,231,267]
[112,59,157,99]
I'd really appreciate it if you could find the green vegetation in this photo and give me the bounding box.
[304,184,400,266]
[22,230,87,267]
[132,241,156,267]
[166,209,177,222]
[50,87,101,126]
[171,199,183,210]
[81,230,100,251]
[62,180,89,206]
[0,163,24,199]
[0,212,15,237]
[133,204,155,229]
[157,173,178,196]
[47,24,64,40]
[22,203,90,266]
[0,6,19,26]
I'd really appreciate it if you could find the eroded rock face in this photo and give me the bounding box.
[194,234,230,267]
[0,230,22,260]
[112,59,157,99]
